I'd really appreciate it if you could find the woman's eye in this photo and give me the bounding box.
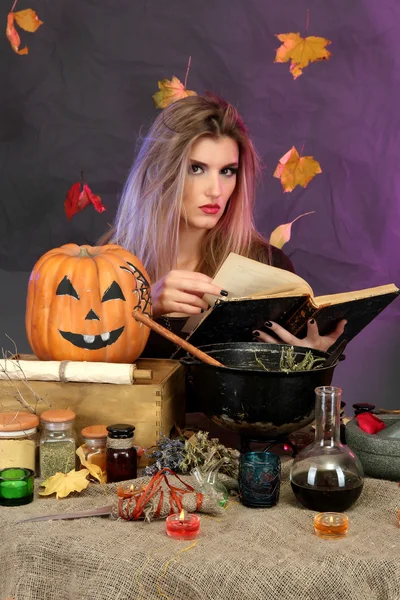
[190,164,203,174]
[221,167,238,177]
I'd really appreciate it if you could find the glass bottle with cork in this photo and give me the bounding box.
[39,409,77,478]
[80,425,108,480]
[106,424,137,483]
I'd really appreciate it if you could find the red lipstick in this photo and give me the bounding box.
[200,204,220,214]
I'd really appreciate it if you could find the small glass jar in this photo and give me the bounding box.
[81,425,107,478]
[106,424,137,483]
[39,409,77,478]
[0,412,39,473]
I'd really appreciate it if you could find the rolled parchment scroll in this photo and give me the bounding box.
[0,359,152,385]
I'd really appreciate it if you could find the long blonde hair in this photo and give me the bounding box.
[100,94,271,282]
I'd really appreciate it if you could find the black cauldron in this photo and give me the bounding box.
[181,342,340,440]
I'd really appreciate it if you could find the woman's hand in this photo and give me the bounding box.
[151,270,227,318]
[252,319,347,353]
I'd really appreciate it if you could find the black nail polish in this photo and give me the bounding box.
[253,331,260,337]
[252,337,260,342]
[264,321,272,327]
[309,319,315,324]
[220,290,229,297]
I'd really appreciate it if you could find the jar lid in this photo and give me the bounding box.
[81,425,108,439]
[0,412,39,432]
[40,409,76,423]
[106,424,135,439]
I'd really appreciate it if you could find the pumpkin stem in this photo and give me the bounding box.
[79,247,92,258]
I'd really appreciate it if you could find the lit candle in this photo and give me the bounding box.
[0,467,34,507]
[314,512,349,538]
[166,509,200,540]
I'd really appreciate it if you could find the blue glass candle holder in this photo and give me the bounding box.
[0,467,34,506]
[239,451,281,508]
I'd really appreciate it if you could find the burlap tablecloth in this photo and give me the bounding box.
[0,462,399,600]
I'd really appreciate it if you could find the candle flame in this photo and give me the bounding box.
[130,484,134,491]
[179,509,185,521]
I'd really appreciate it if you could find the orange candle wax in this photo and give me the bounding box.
[314,512,348,538]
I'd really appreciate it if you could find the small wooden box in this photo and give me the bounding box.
[0,358,185,456]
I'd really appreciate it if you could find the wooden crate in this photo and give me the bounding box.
[0,358,186,457]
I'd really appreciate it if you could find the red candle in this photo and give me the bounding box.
[166,510,200,540]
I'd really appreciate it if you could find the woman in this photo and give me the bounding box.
[101,94,346,358]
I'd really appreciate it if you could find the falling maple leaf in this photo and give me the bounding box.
[269,211,315,249]
[64,176,106,220]
[39,469,90,499]
[76,445,106,484]
[6,8,43,55]
[273,146,322,192]
[152,76,197,109]
[274,32,331,79]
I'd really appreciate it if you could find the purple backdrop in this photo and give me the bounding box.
[0,0,399,407]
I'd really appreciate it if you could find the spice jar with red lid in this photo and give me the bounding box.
[106,424,137,483]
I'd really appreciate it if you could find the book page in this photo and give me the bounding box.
[313,283,399,307]
[203,252,313,306]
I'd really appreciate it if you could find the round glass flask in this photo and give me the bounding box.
[290,386,364,512]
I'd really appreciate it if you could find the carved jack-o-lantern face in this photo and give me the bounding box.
[25,244,152,363]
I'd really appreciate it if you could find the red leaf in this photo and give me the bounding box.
[64,181,106,220]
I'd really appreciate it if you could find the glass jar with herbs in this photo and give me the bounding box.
[80,425,107,480]
[106,424,137,483]
[39,409,77,478]
[0,412,39,473]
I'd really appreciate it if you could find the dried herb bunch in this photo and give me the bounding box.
[145,431,240,479]
[255,346,325,374]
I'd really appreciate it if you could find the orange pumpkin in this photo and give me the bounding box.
[26,244,152,363]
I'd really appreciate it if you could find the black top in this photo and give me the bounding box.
[106,424,136,438]
[141,245,295,359]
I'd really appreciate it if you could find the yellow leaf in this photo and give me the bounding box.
[152,76,197,109]
[39,469,90,499]
[269,211,315,249]
[275,32,331,79]
[13,9,43,32]
[273,146,322,192]
[76,445,107,484]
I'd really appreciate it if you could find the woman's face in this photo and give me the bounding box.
[181,136,239,232]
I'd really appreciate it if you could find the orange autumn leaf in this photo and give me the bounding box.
[274,33,331,79]
[13,9,43,32]
[6,13,27,54]
[6,9,43,55]
[273,146,322,192]
[152,76,197,109]
[269,211,315,249]
[39,469,90,499]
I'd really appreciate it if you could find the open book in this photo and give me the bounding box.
[179,252,399,351]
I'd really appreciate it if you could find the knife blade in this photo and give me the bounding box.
[16,504,114,524]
